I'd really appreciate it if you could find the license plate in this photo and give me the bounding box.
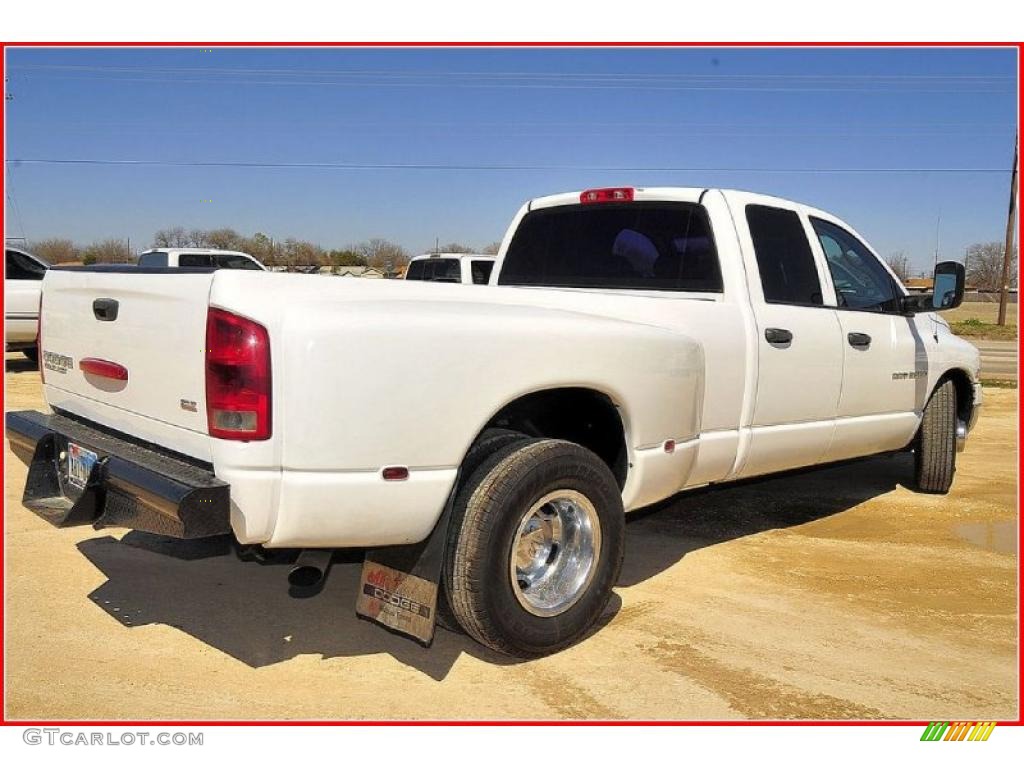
[66,442,98,489]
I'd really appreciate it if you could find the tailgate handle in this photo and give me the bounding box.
[93,298,119,322]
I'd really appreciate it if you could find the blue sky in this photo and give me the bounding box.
[3,46,1017,271]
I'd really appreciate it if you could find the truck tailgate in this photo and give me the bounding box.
[39,268,216,461]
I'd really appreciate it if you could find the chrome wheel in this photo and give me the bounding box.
[509,490,601,617]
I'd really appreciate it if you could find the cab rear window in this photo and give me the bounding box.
[499,202,722,292]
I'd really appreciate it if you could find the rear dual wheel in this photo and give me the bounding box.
[443,434,624,657]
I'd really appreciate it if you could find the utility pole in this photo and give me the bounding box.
[997,133,1018,326]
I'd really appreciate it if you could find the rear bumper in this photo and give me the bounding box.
[5,409,231,539]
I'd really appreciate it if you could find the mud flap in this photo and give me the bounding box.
[355,474,458,646]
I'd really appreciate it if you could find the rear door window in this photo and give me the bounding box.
[178,253,214,268]
[499,202,722,292]
[745,205,823,306]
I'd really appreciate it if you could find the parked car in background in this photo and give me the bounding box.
[4,246,48,362]
[405,253,495,284]
[137,248,266,271]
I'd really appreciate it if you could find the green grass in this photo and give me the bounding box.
[946,301,1018,340]
[949,320,1018,341]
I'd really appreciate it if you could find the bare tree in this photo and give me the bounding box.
[481,241,502,255]
[153,227,190,247]
[439,242,474,254]
[28,237,78,264]
[81,239,131,265]
[206,228,242,250]
[885,251,911,282]
[280,238,327,268]
[242,232,276,265]
[329,249,367,267]
[357,238,409,269]
[966,241,1018,291]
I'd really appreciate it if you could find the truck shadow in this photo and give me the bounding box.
[619,452,911,586]
[5,356,38,374]
[76,452,910,680]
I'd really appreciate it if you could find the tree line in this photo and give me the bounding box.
[26,237,133,265]
[26,227,502,269]
[23,231,1012,289]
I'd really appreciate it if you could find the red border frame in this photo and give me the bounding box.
[0,40,1021,728]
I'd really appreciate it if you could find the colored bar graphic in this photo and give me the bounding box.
[921,722,949,741]
[922,721,996,742]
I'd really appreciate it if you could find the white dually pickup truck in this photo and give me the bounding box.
[6,186,980,657]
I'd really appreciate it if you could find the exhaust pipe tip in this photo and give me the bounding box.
[288,564,326,589]
[288,549,333,597]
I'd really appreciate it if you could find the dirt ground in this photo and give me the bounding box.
[3,353,1018,721]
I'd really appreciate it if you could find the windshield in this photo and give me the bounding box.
[499,202,722,292]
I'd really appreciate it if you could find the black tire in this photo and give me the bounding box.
[22,347,38,364]
[914,378,957,494]
[434,428,532,633]
[443,438,624,657]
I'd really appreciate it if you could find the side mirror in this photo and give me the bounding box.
[900,260,966,314]
[931,260,966,310]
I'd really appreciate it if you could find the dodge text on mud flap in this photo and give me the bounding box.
[361,583,431,619]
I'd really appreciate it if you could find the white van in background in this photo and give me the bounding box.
[137,248,266,271]
[405,253,495,284]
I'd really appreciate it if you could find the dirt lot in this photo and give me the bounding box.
[3,353,1018,721]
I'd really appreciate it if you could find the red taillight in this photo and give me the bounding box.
[580,187,634,204]
[79,358,129,381]
[37,293,44,383]
[205,308,271,441]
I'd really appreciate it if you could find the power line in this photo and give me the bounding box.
[12,118,1012,129]
[5,158,1012,173]
[10,64,1015,82]
[19,73,1008,93]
